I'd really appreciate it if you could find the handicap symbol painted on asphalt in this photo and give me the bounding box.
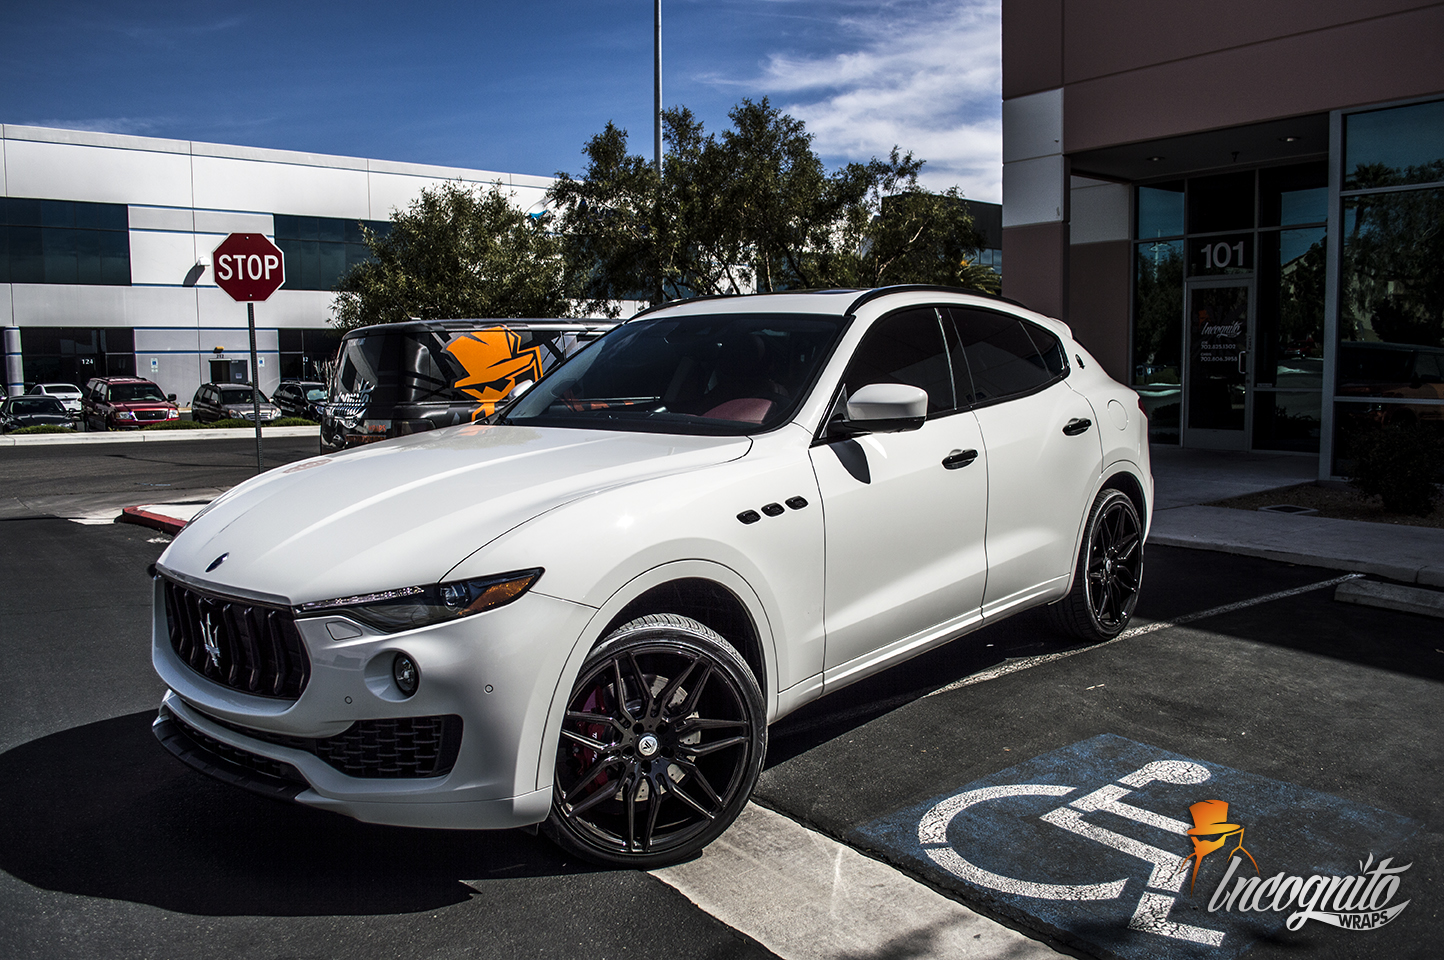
[854,735,1421,960]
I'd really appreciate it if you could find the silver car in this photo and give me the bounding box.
[191,383,283,423]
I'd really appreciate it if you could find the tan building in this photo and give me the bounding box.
[1001,1,1444,478]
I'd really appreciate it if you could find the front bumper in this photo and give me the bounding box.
[151,575,597,830]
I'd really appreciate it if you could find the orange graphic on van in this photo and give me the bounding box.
[1177,798,1260,893]
[444,327,544,420]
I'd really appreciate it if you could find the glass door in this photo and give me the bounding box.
[1184,280,1252,449]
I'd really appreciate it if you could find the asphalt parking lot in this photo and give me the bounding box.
[0,438,1439,959]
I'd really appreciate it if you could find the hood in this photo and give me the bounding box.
[113,400,176,411]
[223,402,280,415]
[159,424,750,604]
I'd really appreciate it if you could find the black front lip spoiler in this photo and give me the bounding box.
[152,706,305,802]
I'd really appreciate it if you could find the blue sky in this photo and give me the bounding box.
[1,0,1002,201]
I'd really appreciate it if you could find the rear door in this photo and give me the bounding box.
[811,306,990,687]
[946,307,1103,616]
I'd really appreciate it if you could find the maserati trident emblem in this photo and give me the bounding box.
[200,614,222,670]
[206,553,229,573]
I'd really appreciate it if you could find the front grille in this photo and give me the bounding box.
[135,408,169,421]
[210,713,463,779]
[162,577,311,700]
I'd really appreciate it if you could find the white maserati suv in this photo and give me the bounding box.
[150,286,1151,867]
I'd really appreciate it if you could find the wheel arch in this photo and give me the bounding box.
[533,560,778,793]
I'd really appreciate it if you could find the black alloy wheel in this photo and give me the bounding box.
[543,614,765,868]
[1049,488,1144,641]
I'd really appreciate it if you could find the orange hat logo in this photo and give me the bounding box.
[1176,799,1259,893]
[444,327,544,421]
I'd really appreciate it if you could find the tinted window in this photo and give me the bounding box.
[1344,99,1444,190]
[841,308,954,414]
[946,308,1065,404]
[1137,182,1184,239]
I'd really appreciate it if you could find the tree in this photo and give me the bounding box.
[330,181,571,333]
[548,98,995,316]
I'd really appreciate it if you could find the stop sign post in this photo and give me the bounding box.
[213,233,286,470]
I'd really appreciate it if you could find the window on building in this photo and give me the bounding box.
[20,327,135,386]
[0,198,130,285]
[274,215,392,291]
[1335,98,1444,476]
[278,328,344,380]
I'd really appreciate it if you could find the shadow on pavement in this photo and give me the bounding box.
[0,711,593,917]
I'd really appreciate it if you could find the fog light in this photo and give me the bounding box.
[393,653,419,697]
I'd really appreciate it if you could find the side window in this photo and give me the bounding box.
[946,308,1066,405]
[842,307,955,414]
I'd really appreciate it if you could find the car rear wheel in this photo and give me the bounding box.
[1049,488,1143,641]
[543,614,766,868]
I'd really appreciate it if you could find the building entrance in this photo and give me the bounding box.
[1184,280,1252,450]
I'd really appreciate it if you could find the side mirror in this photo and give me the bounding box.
[508,380,534,400]
[167,394,177,402]
[832,383,928,436]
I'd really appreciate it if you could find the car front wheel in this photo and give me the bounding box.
[543,614,766,868]
[1049,488,1143,641]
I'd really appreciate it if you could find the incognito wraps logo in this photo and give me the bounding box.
[1181,798,1412,932]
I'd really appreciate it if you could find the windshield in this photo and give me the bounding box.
[220,386,269,404]
[109,383,168,403]
[9,397,66,415]
[304,387,327,401]
[41,384,80,397]
[502,313,846,435]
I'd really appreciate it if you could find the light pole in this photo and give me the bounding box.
[653,0,663,175]
[652,0,665,305]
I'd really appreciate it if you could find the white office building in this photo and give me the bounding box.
[1,123,554,402]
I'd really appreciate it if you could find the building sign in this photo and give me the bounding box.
[1188,234,1253,276]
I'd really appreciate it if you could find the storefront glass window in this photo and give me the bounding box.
[1260,162,1327,227]
[1187,171,1254,234]
[1257,228,1326,389]
[1344,99,1444,191]
[1133,239,1183,442]
[1136,182,1183,239]
[1339,188,1444,400]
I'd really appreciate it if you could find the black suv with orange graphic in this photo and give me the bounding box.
[320,320,613,452]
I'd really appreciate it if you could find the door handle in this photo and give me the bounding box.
[1238,349,1248,376]
[942,449,979,469]
[1062,418,1092,436]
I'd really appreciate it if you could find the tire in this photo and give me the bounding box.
[542,614,766,869]
[1049,488,1144,641]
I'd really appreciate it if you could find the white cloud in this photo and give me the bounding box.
[749,1,1002,202]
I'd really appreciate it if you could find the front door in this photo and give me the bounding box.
[1184,281,1252,450]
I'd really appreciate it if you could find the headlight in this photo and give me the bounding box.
[295,568,543,632]
[116,410,136,420]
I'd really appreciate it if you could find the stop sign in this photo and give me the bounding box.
[212,233,286,302]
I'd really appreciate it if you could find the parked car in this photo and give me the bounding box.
[1,395,74,432]
[320,319,613,452]
[82,377,180,430]
[191,383,283,424]
[26,382,83,418]
[150,286,1152,869]
[272,380,328,421]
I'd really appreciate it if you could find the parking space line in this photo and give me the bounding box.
[650,802,1067,960]
[923,572,1365,698]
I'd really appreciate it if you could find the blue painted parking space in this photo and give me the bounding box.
[855,734,1421,960]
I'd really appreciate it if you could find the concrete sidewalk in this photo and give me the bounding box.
[1148,444,1444,586]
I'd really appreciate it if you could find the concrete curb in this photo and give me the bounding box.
[1335,579,1444,620]
[1150,505,1444,587]
[118,505,188,536]
[1,425,319,446]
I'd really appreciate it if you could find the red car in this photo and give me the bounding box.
[82,377,180,430]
